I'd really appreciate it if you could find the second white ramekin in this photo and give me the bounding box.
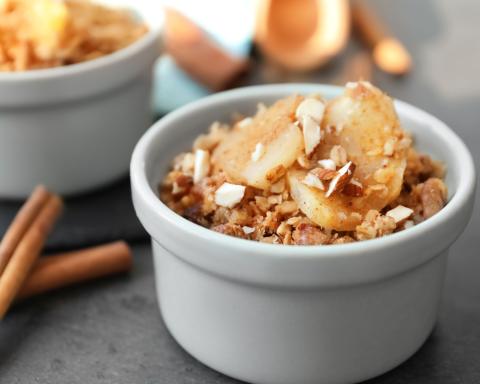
[0,3,160,198]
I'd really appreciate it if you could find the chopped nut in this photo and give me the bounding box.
[242,226,255,235]
[292,223,330,245]
[332,235,355,244]
[317,159,336,170]
[421,178,447,219]
[350,178,363,188]
[270,178,285,194]
[276,221,290,236]
[297,153,315,169]
[266,165,286,183]
[343,182,363,197]
[261,235,280,244]
[213,223,247,238]
[193,149,210,183]
[301,115,322,155]
[251,142,265,162]
[238,117,253,128]
[277,200,298,215]
[355,210,396,240]
[268,194,283,206]
[181,153,195,173]
[311,167,337,181]
[214,182,246,208]
[397,137,412,150]
[303,173,325,190]
[330,145,348,167]
[403,220,415,229]
[171,174,193,195]
[326,161,355,197]
[386,205,414,223]
[295,98,325,123]
[286,216,302,226]
[254,196,271,212]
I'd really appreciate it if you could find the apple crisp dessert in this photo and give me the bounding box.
[160,82,447,245]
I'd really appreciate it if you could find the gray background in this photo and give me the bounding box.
[1,0,479,383]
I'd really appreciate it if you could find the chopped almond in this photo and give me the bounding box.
[317,159,336,170]
[270,178,285,194]
[295,98,325,123]
[303,173,325,191]
[311,167,337,181]
[301,115,322,155]
[386,205,413,223]
[215,183,246,208]
[330,145,348,167]
[326,161,355,197]
[238,117,253,128]
[193,149,210,183]
[242,226,255,235]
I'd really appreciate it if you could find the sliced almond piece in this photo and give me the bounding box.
[386,205,413,223]
[238,117,253,128]
[193,149,210,183]
[326,161,355,197]
[214,183,246,208]
[301,115,322,155]
[302,173,325,190]
[270,178,285,193]
[317,159,336,170]
[242,226,255,235]
[311,167,337,181]
[295,97,325,123]
[330,145,347,167]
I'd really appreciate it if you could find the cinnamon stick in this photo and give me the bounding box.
[0,185,51,275]
[351,0,412,75]
[17,241,133,300]
[0,194,63,319]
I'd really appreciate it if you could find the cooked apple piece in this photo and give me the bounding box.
[212,96,304,189]
[318,82,408,207]
[288,82,409,231]
[288,169,364,231]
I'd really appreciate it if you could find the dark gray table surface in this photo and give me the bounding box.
[1,0,479,383]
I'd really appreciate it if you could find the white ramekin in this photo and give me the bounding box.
[130,84,476,384]
[0,6,160,198]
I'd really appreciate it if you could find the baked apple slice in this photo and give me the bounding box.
[212,96,304,189]
[288,82,409,231]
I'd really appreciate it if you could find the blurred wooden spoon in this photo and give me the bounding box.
[255,0,350,71]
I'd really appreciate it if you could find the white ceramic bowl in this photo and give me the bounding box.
[0,4,160,198]
[131,84,476,384]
